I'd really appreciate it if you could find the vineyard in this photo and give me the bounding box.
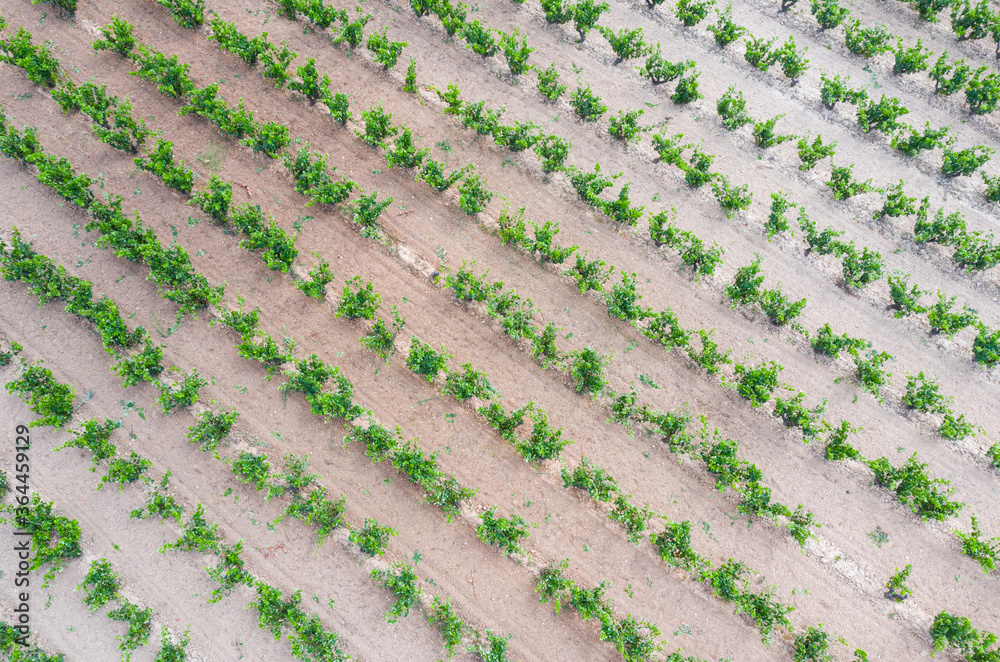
[0,0,998,660]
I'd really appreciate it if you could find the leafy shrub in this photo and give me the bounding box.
[810,0,848,28]
[744,35,777,71]
[671,71,703,103]
[639,47,694,84]
[0,341,22,367]
[108,599,154,661]
[562,457,618,503]
[536,62,567,100]
[1,27,62,89]
[711,175,752,218]
[942,145,994,177]
[793,626,834,661]
[135,140,194,194]
[966,69,1000,115]
[819,72,867,109]
[78,558,120,612]
[494,118,541,153]
[826,164,877,200]
[598,26,649,63]
[352,191,393,230]
[775,35,809,81]
[97,451,152,492]
[296,254,334,300]
[370,563,421,622]
[759,286,806,325]
[332,8,371,49]
[951,0,994,40]
[733,361,783,407]
[893,39,931,75]
[357,103,398,148]
[112,341,165,389]
[406,337,451,382]
[531,322,563,368]
[462,20,498,57]
[876,180,916,220]
[930,611,998,659]
[477,508,530,554]
[736,584,794,645]
[887,272,927,318]
[973,323,1000,368]
[717,86,751,130]
[568,163,620,206]
[687,329,732,374]
[824,420,862,460]
[899,373,950,417]
[93,17,136,57]
[189,175,232,224]
[570,85,607,121]
[753,114,796,148]
[349,519,398,556]
[796,134,837,170]
[529,220,577,264]
[844,20,896,57]
[955,516,999,574]
[209,18,270,66]
[928,291,978,338]
[773,392,827,441]
[444,363,498,401]
[367,28,407,69]
[336,276,381,320]
[725,256,764,307]
[857,95,908,134]
[604,272,647,322]
[445,261,497,302]
[840,244,884,289]
[929,51,973,95]
[642,308,691,350]
[940,412,977,440]
[233,451,271,493]
[608,109,647,143]
[914,0,951,21]
[674,0,715,26]
[159,0,205,28]
[573,0,610,42]
[418,159,467,193]
[5,361,75,428]
[651,521,708,572]
[458,172,494,215]
[564,251,611,293]
[891,122,952,157]
[706,3,746,47]
[131,46,194,98]
[674,147,712,188]
[187,407,238,452]
[870,453,963,520]
[854,350,893,401]
[569,347,609,396]
[764,191,794,238]
[913,204,966,245]
[486,289,536,340]
[288,59,332,106]
[500,28,534,76]
[155,626,191,662]
[953,232,1000,272]
[533,135,571,174]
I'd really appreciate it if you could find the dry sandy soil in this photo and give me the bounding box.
[1,0,998,660]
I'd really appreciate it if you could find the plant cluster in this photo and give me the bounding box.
[536,560,661,659]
